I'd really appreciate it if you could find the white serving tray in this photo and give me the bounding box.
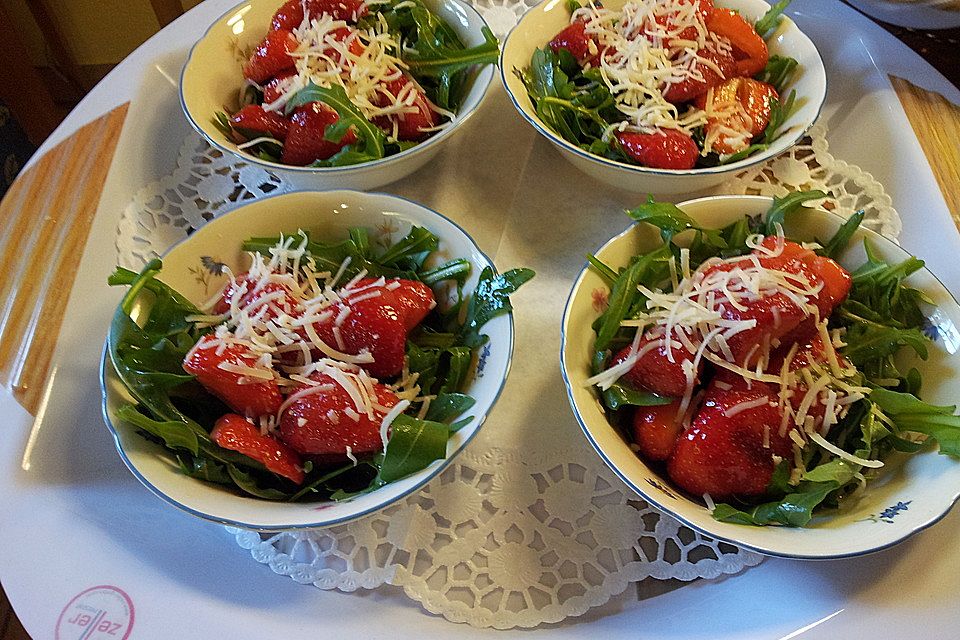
[2,0,960,636]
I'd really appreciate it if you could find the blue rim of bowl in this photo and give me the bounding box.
[499,0,827,178]
[99,189,515,531]
[558,194,960,559]
[179,0,496,175]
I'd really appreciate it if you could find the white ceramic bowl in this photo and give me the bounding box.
[500,0,826,195]
[101,190,514,530]
[180,0,496,190]
[561,195,960,558]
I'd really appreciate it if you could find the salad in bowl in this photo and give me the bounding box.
[101,191,532,528]
[561,193,960,558]
[500,0,825,193]
[180,0,498,188]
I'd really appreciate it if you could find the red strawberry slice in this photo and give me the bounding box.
[373,77,438,141]
[272,0,369,28]
[183,335,282,418]
[281,101,358,166]
[389,280,434,330]
[279,372,400,462]
[271,0,307,31]
[615,128,699,170]
[244,29,299,84]
[611,329,700,398]
[662,48,737,103]
[667,379,791,498]
[263,69,297,105]
[549,21,594,62]
[316,0,368,22]
[229,105,291,141]
[632,400,684,462]
[350,278,434,330]
[310,290,408,378]
[211,413,305,484]
[213,273,301,321]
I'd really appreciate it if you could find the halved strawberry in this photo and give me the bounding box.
[611,330,700,398]
[311,292,408,378]
[615,128,699,170]
[281,101,358,166]
[549,21,594,63]
[183,335,282,418]
[263,69,297,105]
[244,29,299,84]
[694,77,777,154]
[271,0,306,31]
[229,105,291,141]
[705,7,768,77]
[279,372,400,462]
[632,400,684,462]
[271,0,369,29]
[662,48,737,103]
[373,77,438,141]
[213,273,302,321]
[349,278,434,330]
[211,413,305,484]
[667,379,790,498]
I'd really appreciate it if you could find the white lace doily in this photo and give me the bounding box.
[116,65,902,630]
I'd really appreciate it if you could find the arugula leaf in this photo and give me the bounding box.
[377,225,439,270]
[284,83,385,166]
[713,481,836,527]
[178,455,233,484]
[212,111,237,140]
[593,244,672,351]
[842,324,928,367]
[602,384,673,410]
[870,389,960,457]
[288,463,359,501]
[459,267,536,348]
[626,197,725,245]
[754,0,792,39]
[761,90,800,145]
[756,55,799,94]
[424,393,476,422]
[403,23,499,78]
[818,210,864,259]
[802,459,858,485]
[116,404,200,454]
[108,262,209,431]
[587,255,618,284]
[718,143,769,165]
[228,465,294,500]
[379,414,449,483]
[520,47,617,152]
[763,189,827,234]
[420,258,471,286]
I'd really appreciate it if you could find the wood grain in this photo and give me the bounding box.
[890,75,960,226]
[0,103,129,417]
[150,0,186,27]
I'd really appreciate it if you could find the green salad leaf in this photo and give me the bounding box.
[754,0,792,39]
